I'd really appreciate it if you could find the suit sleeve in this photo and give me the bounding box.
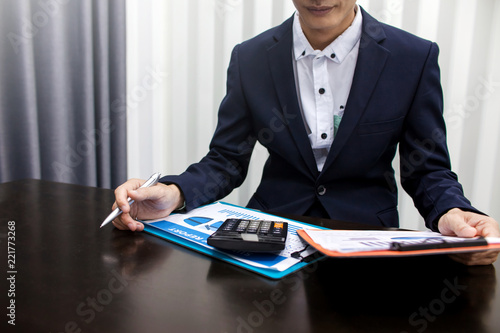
[160,44,257,210]
[399,42,483,231]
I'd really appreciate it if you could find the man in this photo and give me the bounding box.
[111,1,500,265]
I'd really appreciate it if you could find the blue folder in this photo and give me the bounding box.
[142,202,325,279]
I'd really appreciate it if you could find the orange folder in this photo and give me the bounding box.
[297,229,500,258]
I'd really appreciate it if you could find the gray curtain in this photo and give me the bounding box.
[0,0,127,189]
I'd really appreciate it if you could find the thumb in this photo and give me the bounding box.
[440,217,477,238]
[128,186,162,202]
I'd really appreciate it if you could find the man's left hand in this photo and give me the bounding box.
[438,208,500,265]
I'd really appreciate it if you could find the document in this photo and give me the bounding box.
[142,202,317,272]
[301,229,500,255]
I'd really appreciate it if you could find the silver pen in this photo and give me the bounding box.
[100,172,161,228]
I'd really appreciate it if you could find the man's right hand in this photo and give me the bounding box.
[111,179,185,231]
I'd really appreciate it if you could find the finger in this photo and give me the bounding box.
[475,220,500,237]
[440,219,477,237]
[124,221,144,232]
[119,212,137,229]
[136,222,144,232]
[109,202,133,229]
[128,185,165,202]
[440,217,477,238]
[454,222,477,238]
[449,250,499,266]
[451,254,495,266]
[112,214,144,232]
[112,220,143,232]
[112,218,129,231]
[114,179,145,213]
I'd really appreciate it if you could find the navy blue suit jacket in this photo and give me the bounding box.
[162,8,479,230]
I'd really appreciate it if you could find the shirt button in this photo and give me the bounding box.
[321,133,327,139]
[330,53,336,59]
[319,88,325,94]
[317,185,326,196]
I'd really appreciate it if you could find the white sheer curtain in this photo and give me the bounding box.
[126,0,500,230]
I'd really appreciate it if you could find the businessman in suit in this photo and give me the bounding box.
[111,1,499,265]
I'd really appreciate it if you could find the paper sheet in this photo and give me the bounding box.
[304,229,487,253]
[143,202,316,271]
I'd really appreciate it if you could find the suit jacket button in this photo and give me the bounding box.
[317,185,326,196]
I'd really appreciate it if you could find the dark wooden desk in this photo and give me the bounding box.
[1,179,499,333]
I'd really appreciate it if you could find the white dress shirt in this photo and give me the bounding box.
[292,6,363,171]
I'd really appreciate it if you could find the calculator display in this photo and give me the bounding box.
[207,219,288,252]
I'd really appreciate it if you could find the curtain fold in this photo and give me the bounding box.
[0,0,126,189]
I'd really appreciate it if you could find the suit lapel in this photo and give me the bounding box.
[265,9,390,177]
[267,17,319,177]
[321,8,390,173]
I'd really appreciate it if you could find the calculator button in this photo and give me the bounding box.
[236,220,249,232]
[259,227,270,234]
[247,221,260,233]
[259,222,271,233]
[222,220,237,231]
[272,222,283,235]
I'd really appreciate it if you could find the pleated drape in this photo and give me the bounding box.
[0,0,127,188]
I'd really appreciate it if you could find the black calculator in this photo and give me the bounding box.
[207,219,288,252]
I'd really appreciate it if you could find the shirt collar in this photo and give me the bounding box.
[293,4,363,63]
